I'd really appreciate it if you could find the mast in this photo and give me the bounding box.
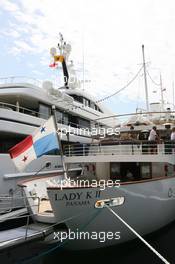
[142,45,149,111]
[173,80,175,109]
[160,74,164,111]
[52,105,68,179]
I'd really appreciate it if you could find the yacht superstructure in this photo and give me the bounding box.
[0,35,117,213]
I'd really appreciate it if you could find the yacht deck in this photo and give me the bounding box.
[64,142,175,164]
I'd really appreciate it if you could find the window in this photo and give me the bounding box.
[78,117,90,129]
[56,109,63,123]
[0,135,26,153]
[95,105,103,113]
[69,114,78,128]
[90,101,95,109]
[110,163,120,180]
[140,163,151,179]
[71,94,83,103]
[84,98,90,107]
[39,103,51,119]
[45,149,60,155]
[63,112,69,125]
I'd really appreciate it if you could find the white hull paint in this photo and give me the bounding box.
[0,154,63,213]
[47,177,175,250]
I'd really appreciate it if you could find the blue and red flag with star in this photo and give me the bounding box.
[9,117,59,171]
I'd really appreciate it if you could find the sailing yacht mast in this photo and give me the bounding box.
[142,45,149,111]
[160,74,164,111]
[173,80,175,109]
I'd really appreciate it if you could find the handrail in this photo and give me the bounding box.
[0,195,41,214]
[0,101,93,130]
[64,142,175,157]
[0,101,44,118]
[0,76,42,87]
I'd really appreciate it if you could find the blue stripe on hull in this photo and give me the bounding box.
[34,133,59,157]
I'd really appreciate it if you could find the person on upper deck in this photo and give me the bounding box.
[148,126,159,154]
[148,126,159,142]
[170,127,175,153]
[170,127,175,141]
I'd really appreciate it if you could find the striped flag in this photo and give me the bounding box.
[9,117,59,171]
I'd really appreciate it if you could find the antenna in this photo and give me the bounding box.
[58,32,64,55]
[57,33,69,87]
[142,45,149,111]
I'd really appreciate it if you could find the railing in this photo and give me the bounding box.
[0,195,55,245]
[0,101,94,130]
[64,141,175,157]
[0,194,40,214]
[0,101,42,118]
[0,76,42,87]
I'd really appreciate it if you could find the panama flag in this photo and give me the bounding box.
[9,117,59,172]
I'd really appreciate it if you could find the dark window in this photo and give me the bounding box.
[63,112,69,125]
[56,109,63,123]
[84,98,90,107]
[0,135,26,153]
[78,117,90,129]
[110,163,120,180]
[140,163,151,179]
[45,149,60,155]
[90,101,95,109]
[69,114,78,128]
[71,94,83,103]
[95,104,103,113]
[39,103,51,119]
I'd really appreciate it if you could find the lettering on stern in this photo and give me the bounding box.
[54,190,101,206]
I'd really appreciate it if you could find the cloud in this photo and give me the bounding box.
[1,0,175,112]
[8,40,34,55]
[0,0,19,12]
[0,28,20,38]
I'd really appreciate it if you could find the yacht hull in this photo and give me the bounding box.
[47,177,175,250]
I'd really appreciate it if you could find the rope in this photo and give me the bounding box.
[96,65,144,103]
[105,205,170,264]
[146,70,160,86]
[94,109,175,121]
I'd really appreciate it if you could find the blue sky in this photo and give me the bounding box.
[0,0,175,114]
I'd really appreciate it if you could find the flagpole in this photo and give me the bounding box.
[52,105,68,179]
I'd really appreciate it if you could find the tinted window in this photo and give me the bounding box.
[56,110,63,123]
[0,135,26,153]
[63,112,69,125]
[39,103,51,119]
[110,163,120,180]
[78,117,90,128]
[71,95,83,103]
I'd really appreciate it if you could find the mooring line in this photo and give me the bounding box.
[105,205,170,264]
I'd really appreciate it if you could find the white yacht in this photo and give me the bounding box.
[17,44,175,251]
[0,35,117,213]
[20,113,175,251]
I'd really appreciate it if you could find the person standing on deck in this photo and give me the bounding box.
[170,127,175,153]
[148,126,159,154]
